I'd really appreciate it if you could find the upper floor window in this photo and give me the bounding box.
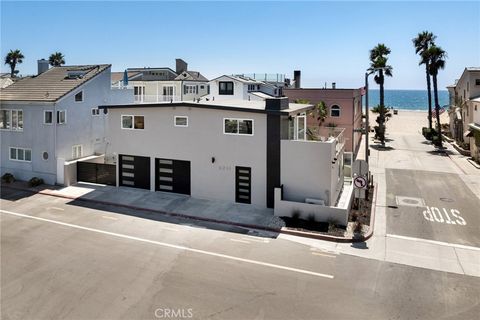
[330,105,341,117]
[74,91,83,102]
[247,84,256,92]
[224,118,254,135]
[44,110,53,124]
[476,79,480,86]
[91,108,100,116]
[9,147,31,162]
[184,85,197,95]
[0,109,23,131]
[122,115,144,130]
[174,116,188,127]
[57,110,66,124]
[72,145,83,159]
[219,81,234,95]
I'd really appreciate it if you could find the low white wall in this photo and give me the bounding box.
[274,188,351,226]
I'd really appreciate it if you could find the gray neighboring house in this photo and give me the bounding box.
[99,98,351,224]
[0,60,133,185]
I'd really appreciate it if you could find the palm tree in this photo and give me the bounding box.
[49,52,65,67]
[413,31,436,131]
[368,43,393,146]
[424,45,447,147]
[4,49,24,77]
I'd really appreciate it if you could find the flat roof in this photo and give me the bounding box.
[99,99,313,115]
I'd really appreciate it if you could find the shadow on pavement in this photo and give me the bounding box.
[65,197,280,239]
[370,144,395,151]
[350,241,369,249]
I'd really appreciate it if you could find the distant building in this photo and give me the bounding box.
[112,59,209,103]
[0,73,14,88]
[205,74,285,102]
[447,67,480,162]
[282,85,363,158]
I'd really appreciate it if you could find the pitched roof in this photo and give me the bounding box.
[174,70,208,81]
[0,64,110,102]
[111,71,140,84]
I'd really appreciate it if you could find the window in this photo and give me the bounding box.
[330,105,341,117]
[219,81,234,95]
[200,85,205,89]
[0,110,10,129]
[224,118,253,135]
[122,115,144,130]
[175,116,188,127]
[72,145,82,159]
[57,110,66,124]
[91,108,100,116]
[74,91,83,102]
[476,79,480,86]
[44,110,53,124]
[11,110,23,130]
[247,84,256,92]
[184,85,197,95]
[1,109,23,130]
[9,147,31,162]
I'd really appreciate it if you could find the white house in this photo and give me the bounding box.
[112,59,209,103]
[205,75,284,102]
[98,97,350,224]
[0,60,133,185]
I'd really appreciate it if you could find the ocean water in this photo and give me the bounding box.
[366,89,449,111]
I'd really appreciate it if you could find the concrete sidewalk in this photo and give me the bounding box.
[5,181,286,232]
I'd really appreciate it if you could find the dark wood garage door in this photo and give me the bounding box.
[155,158,191,195]
[119,154,150,190]
[235,166,251,204]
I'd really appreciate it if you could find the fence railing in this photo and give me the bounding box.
[134,95,182,103]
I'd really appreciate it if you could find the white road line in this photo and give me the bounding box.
[230,238,250,244]
[387,234,480,252]
[0,210,334,279]
[311,252,337,258]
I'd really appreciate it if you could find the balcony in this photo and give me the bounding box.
[286,126,345,155]
[134,94,182,103]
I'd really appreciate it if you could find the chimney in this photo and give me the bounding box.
[176,58,188,74]
[265,97,289,111]
[332,82,336,89]
[293,70,301,89]
[38,59,49,75]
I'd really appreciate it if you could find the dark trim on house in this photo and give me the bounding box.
[266,113,281,208]
[99,102,297,115]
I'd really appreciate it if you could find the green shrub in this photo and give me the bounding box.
[1,173,15,183]
[28,177,44,187]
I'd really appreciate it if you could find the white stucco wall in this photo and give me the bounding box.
[105,106,268,207]
[280,139,342,206]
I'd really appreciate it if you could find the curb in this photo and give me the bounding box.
[1,184,376,243]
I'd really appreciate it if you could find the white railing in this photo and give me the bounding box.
[134,95,182,103]
[287,126,345,153]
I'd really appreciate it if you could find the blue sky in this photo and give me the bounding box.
[1,1,479,89]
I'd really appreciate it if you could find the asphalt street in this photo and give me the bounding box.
[2,188,479,320]
[386,168,480,247]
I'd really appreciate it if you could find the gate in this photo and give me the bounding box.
[77,162,116,186]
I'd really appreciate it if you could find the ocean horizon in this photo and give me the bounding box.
[366,89,449,111]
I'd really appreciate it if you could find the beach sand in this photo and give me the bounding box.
[369,109,449,134]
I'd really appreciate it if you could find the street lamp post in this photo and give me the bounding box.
[364,71,372,164]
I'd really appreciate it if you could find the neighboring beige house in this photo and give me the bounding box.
[447,67,480,160]
[112,59,209,103]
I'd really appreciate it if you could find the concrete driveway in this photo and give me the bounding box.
[386,168,480,247]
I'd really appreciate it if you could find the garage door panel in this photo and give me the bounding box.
[156,158,190,195]
[119,154,150,190]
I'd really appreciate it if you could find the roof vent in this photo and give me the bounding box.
[66,70,86,79]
